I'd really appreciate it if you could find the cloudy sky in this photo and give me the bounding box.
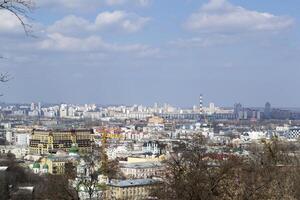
[0,0,299,107]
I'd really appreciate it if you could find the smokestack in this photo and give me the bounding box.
[200,94,203,114]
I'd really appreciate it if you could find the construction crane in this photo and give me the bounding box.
[98,127,122,176]
[100,127,121,200]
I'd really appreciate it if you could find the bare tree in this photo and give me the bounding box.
[0,0,35,85]
[34,175,78,200]
[153,135,300,200]
[0,0,35,34]
[75,157,100,200]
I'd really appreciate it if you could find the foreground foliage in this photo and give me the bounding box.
[153,136,300,200]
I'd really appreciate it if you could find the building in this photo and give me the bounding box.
[240,131,266,141]
[104,179,160,200]
[0,145,29,159]
[264,102,271,119]
[143,141,162,155]
[32,156,66,175]
[148,116,164,126]
[127,155,165,163]
[15,133,30,146]
[271,109,290,120]
[120,161,164,179]
[59,104,68,118]
[234,103,242,118]
[29,129,94,155]
[31,146,79,175]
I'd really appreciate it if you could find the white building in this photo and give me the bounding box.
[15,133,30,146]
[241,131,266,141]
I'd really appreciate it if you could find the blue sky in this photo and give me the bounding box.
[0,0,299,107]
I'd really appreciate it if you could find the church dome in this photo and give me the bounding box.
[42,164,49,169]
[33,162,40,169]
[69,144,79,154]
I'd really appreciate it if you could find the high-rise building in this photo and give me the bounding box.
[234,103,242,115]
[59,104,68,118]
[30,102,35,111]
[264,102,271,119]
[38,102,41,113]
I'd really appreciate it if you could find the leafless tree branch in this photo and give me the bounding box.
[0,0,35,35]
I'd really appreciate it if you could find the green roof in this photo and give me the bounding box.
[42,164,49,169]
[33,162,40,169]
[69,145,79,154]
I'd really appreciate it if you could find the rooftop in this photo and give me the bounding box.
[120,162,162,169]
[108,178,159,188]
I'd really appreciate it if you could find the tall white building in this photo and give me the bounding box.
[59,104,68,118]
[15,133,30,146]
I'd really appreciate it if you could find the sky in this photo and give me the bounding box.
[0,0,299,107]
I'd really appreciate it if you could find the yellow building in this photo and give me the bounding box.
[148,116,164,125]
[104,179,159,200]
[32,148,80,175]
[42,156,65,174]
[29,129,94,155]
[32,156,67,175]
[127,155,166,163]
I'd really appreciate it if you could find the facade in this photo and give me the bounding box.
[120,161,164,179]
[104,179,160,200]
[31,148,79,175]
[29,129,94,155]
[264,102,271,119]
[148,116,164,125]
[32,157,64,175]
[0,145,29,159]
[15,133,30,146]
[143,141,161,155]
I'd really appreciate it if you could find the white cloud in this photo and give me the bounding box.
[37,0,101,11]
[185,0,294,33]
[105,0,151,7]
[48,11,150,34]
[37,33,158,57]
[47,15,91,35]
[95,11,150,32]
[38,33,104,52]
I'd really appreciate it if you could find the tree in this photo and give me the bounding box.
[75,157,100,200]
[0,153,40,199]
[153,135,300,200]
[0,0,35,83]
[34,175,78,200]
[0,0,34,34]
[0,153,78,200]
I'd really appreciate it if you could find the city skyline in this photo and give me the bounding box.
[0,0,300,106]
[1,100,299,110]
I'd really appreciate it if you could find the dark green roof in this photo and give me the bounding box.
[42,164,49,169]
[33,162,40,169]
[69,145,79,153]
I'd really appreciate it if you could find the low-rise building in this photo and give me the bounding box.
[120,161,164,179]
[104,179,160,200]
[0,145,29,159]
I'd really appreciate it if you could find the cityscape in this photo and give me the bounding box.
[1,0,300,200]
[1,99,300,199]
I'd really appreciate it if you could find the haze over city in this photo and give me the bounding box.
[0,0,299,107]
[2,1,300,200]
